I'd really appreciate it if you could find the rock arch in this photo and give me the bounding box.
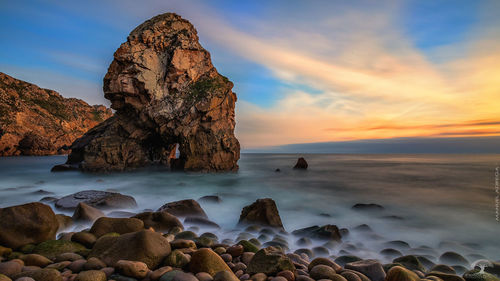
[58,13,240,172]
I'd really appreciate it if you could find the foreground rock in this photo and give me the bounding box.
[55,190,137,210]
[0,202,58,249]
[157,199,208,218]
[190,248,232,276]
[89,230,171,268]
[58,12,240,172]
[0,72,112,156]
[247,247,295,275]
[238,198,284,229]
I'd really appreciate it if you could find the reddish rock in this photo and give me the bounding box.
[0,72,112,156]
[60,13,240,172]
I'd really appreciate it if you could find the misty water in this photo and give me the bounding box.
[1,154,499,265]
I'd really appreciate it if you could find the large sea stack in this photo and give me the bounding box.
[0,72,112,156]
[61,13,240,172]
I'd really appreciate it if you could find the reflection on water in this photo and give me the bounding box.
[0,153,499,261]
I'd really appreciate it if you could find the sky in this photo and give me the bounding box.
[1,0,500,150]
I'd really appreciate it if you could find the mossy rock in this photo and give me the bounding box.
[19,244,35,254]
[7,251,24,260]
[194,236,215,248]
[33,240,87,260]
[175,231,197,240]
[0,245,12,257]
[164,249,190,268]
[463,269,500,281]
[102,232,121,238]
[238,240,259,253]
[394,255,426,272]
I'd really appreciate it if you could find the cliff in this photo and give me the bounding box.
[0,72,112,156]
[60,13,240,172]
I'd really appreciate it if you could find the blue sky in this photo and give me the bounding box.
[1,0,499,148]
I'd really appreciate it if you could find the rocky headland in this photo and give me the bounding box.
[0,194,498,281]
[57,13,240,172]
[0,73,112,156]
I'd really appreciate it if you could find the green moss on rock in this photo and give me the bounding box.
[33,240,87,260]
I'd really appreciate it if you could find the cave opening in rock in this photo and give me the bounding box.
[169,143,185,171]
[169,143,180,159]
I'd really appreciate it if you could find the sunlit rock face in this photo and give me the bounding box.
[66,13,240,172]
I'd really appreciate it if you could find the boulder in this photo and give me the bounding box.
[55,190,137,210]
[72,203,105,222]
[385,266,420,281]
[89,230,171,269]
[133,211,183,232]
[308,257,342,271]
[89,217,144,237]
[58,13,240,172]
[157,199,208,218]
[247,247,295,275]
[238,199,283,229]
[292,225,342,242]
[293,158,308,169]
[189,248,232,276]
[0,202,59,249]
[345,260,386,281]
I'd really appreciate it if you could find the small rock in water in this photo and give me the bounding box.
[198,195,222,203]
[345,259,386,281]
[184,217,220,229]
[275,168,281,172]
[293,158,308,169]
[72,202,105,222]
[351,203,384,211]
[55,190,137,210]
[133,211,183,232]
[238,198,284,229]
[439,252,469,267]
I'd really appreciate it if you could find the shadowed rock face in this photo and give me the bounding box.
[65,13,240,172]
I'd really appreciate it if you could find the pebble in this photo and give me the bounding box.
[115,260,149,279]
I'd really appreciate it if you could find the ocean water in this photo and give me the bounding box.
[0,153,499,264]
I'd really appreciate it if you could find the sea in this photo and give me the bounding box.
[0,153,499,265]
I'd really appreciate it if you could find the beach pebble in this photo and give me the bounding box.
[195,272,213,281]
[393,255,426,272]
[385,266,419,281]
[21,254,52,267]
[189,248,232,276]
[439,252,469,266]
[0,260,24,277]
[308,257,342,272]
[74,270,106,281]
[150,266,172,280]
[345,260,386,281]
[83,258,106,271]
[310,265,337,280]
[214,271,239,281]
[71,232,97,248]
[115,260,149,279]
[72,203,104,223]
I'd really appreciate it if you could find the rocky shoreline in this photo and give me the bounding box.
[0,191,498,281]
